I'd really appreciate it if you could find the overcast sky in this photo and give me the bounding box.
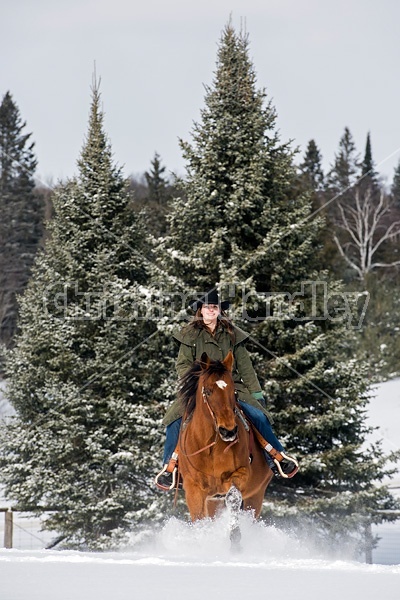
[2,0,400,187]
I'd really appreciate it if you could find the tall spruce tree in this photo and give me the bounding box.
[360,131,379,195]
[391,159,400,208]
[0,92,43,358]
[0,82,166,548]
[300,139,324,192]
[361,132,375,177]
[145,152,169,205]
[326,127,361,197]
[159,23,399,549]
[141,152,174,237]
[325,127,362,265]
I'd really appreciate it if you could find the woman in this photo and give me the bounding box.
[155,290,298,491]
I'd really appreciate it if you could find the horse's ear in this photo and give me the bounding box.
[223,350,234,372]
[200,352,211,370]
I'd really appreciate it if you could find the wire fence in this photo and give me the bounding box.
[0,511,57,550]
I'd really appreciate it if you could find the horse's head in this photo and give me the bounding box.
[198,351,238,442]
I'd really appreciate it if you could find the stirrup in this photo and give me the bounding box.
[263,442,299,479]
[154,464,178,491]
[273,452,299,479]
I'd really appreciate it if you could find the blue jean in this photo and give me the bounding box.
[239,402,284,452]
[163,418,182,464]
[162,401,284,464]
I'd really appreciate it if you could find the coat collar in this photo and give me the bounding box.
[173,323,250,346]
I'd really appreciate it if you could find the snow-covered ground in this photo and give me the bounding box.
[0,514,399,600]
[0,378,399,599]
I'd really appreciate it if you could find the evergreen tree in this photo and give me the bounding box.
[391,159,400,207]
[297,139,345,278]
[140,152,174,237]
[355,274,400,380]
[145,152,169,205]
[0,92,43,359]
[299,139,324,192]
[360,131,380,195]
[159,23,399,549]
[324,128,362,279]
[326,127,361,195]
[361,132,374,177]
[162,23,305,290]
[0,82,166,548]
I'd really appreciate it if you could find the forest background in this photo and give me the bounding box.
[1,15,400,552]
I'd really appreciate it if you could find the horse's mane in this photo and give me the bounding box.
[178,359,229,415]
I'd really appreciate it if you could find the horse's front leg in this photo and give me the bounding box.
[183,479,209,521]
[225,485,243,550]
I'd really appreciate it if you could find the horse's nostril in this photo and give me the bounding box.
[219,426,238,440]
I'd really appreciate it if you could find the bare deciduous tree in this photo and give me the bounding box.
[333,189,400,280]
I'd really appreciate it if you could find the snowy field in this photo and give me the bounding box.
[1,514,399,600]
[0,378,400,599]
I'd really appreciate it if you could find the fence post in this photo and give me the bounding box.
[4,509,13,549]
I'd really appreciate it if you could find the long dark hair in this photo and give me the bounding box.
[183,308,236,343]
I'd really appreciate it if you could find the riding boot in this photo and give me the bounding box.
[264,449,299,478]
[155,453,182,491]
[155,418,182,491]
[239,401,298,478]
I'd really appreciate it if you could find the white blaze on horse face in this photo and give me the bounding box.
[216,380,228,389]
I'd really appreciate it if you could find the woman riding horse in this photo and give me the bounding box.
[155,289,298,491]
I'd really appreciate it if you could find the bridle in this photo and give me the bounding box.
[201,385,219,431]
[180,381,239,459]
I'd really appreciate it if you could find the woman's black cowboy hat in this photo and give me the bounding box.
[191,289,230,312]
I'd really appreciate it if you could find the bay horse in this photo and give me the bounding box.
[177,351,273,540]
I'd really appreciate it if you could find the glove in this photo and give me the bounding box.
[252,391,266,409]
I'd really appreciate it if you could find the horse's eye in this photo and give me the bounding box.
[203,388,212,397]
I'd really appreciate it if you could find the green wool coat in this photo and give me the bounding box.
[162,323,270,426]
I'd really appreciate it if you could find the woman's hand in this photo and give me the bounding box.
[252,391,266,408]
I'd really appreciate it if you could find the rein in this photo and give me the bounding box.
[180,385,239,460]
